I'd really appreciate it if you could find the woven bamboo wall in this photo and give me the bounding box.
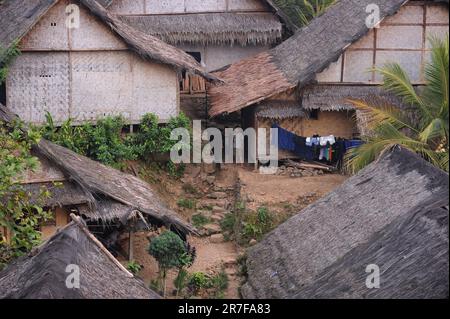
[8,0,178,125]
[316,2,449,84]
[109,0,269,15]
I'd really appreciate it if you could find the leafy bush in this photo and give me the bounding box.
[0,42,20,84]
[0,121,52,269]
[177,198,196,210]
[127,260,142,275]
[191,213,210,228]
[188,272,210,294]
[148,231,195,297]
[40,112,191,171]
[241,206,274,242]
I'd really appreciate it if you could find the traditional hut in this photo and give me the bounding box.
[104,0,289,118]
[209,0,449,160]
[0,0,215,125]
[1,103,195,255]
[0,215,161,299]
[242,146,449,299]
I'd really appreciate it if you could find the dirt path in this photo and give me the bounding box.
[128,163,347,299]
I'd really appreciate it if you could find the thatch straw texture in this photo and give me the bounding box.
[255,100,305,119]
[242,147,449,299]
[120,13,282,46]
[301,85,405,111]
[208,0,410,117]
[0,216,160,299]
[1,103,196,235]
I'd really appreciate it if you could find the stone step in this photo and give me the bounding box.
[210,234,225,244]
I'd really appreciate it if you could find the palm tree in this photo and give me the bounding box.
[346,35,449,173]
[274,0,336,27]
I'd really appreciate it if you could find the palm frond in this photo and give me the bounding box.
[419,118,448,145]
[422,35,449,118]
[347,97,417,133]
[375,64,431,123]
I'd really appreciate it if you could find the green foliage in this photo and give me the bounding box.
[173,268,189,297]
[187,270,229,298]
[177,198,196,210]
[191,213,210,228]
[0,121,52,269]
[0,42,20,84]
[148,231,195,297]
[188,272,210,294]
[274,0,336,27]
[347,36,449,173]
[127,260,142,275]
[40,112,192,170]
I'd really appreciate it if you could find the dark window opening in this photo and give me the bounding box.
[50,22,57,26]
[186,52,202,63]
[309,109,319,120]
[0,82,5,105]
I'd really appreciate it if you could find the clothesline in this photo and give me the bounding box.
[272,124,364,166]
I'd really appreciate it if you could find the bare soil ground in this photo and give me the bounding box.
[124,163,347,299]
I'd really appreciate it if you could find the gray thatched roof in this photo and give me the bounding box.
[255,100,306,119]
[120,13,282,46]
[242,147,449,299]
[0,0,216,81]
[208,0,410,116]
[0,215,160,299]
[1,103,196,235]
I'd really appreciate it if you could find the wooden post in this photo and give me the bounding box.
[128,229,134,261]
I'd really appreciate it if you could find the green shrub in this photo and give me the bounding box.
[177,198,196,210]
[127,260,142,275]
[188,272,210,294]
[210,270,229,292]
[191,213,210,228]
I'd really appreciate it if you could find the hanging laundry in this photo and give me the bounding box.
[272,124,296,152]
[320,135,336,146]
[345,140,364,150]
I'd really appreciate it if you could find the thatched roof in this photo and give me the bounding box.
[0,0,216,81]
[0,215,160,299]
[119,13,282,47]
[301,85,405,112]
[242,147,449,299]
[208,0,410,117]
[255,100,305,119]
[1,103,196,235]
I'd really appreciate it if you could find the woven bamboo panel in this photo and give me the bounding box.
[70,4,127,50]
[229,0,268,11]
[20,1,69,51]
[185,0,227,13]
[71,51,133,123]
[109,0,145,15]
[7,52,70,124]
[146,0,185,14]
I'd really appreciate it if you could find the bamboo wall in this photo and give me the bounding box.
[316,2,449,84]
[109,0,270,14]
[41,207,72,241]
[6,0,178,125]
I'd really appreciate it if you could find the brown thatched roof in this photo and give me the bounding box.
[0,0,216,81]
[301,84,405,112]
[0,103,196,235]
[242,147,449,299]
[255,100,305,119]
[208,0,410,117]
[119,13,282,47]
[0,215,161,299]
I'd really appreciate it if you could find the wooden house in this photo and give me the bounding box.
[0,0,214,125]
[208,0,449,160]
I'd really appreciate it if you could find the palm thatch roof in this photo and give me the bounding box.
[301,85,405,112]
[255,100,306,119]
[242,147,449,299]
[0,103,196,235]
[208,0,410,117]
[0,215,161,299]
[0,0,216,81]
[119,13,282,47]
